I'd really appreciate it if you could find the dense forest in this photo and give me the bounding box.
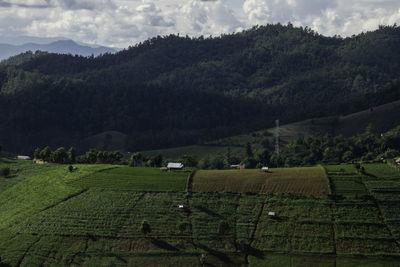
[1,24,400,154]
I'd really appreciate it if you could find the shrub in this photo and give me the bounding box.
[1,167,10,177]
[218,221,229,235]
[139,220,151,235]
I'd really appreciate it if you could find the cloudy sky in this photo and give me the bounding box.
[0,0,399,48]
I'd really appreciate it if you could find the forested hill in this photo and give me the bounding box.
[1,24,400,154]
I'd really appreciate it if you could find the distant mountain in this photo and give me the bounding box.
[0,40,116,61]
[0,24,400,154]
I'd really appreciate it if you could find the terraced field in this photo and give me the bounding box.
[69,166,189,191]
[0,160,400,266]
[192,167,329,197]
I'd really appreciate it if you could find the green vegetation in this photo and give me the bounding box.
[69,166,189,191]
[362,163,400,179]
[2,24,400,154]
[1,160,400,266]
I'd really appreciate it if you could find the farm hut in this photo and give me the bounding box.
[268,212,276,217]
[17,155,31,160]
[167,162,184,171]
[230,164,240,169]
[261,166,269,172]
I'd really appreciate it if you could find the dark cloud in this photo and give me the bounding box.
[0,0,51,8]
[0,1,12,7]
[55,0,115,10]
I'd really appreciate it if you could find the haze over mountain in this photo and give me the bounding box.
[0,39,117,61]
[0,24,400,154]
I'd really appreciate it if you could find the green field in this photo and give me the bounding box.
[69,166,189,191]
[192,167,329,197]
[1,160,400,266]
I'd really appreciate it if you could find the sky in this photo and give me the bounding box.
[0,0,399,48]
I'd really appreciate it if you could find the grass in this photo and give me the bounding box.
[2,160,400,266]
[253,196,334,253]
[69,166,189,191]
[0,164,82,230]
[193,167,329,197]
[362,163,400,179]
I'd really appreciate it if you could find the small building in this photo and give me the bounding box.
[231,164,246,169]
[261,166,269,172]
[268,211,276,217]
[396,158,400,166]
[17,155,31,160]
[178,204,184,209]
[167,162,184,171]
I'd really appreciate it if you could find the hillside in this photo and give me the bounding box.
[142,100,400,160]
[0,160,400,266]
[1,24,400,154]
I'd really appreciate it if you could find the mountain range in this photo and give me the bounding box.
[0,24,399,154]
[0,39,116,61]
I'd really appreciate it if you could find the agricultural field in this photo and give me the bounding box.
[326,164,400,255]
[69,166,189,191]
[362,163,400,179]
[362,166,400,241]
[1,160,400,266]
[192,167,329,197]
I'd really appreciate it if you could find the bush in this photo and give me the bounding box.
[241,157,257,169]
[139,220,151,235]
[1,167,10,177]
[218,221,229,235]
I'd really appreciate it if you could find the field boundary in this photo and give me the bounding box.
[39,189,88,213]
[321,165,333,195]
[186,169,196,193]
[15,236,41,267]
[244,194,267,264]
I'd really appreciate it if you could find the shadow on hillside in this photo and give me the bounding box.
[194,205,223,218]
[151,238,179,251]
[197,243,232,264]
[247,246,264,258]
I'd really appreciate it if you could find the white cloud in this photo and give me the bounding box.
[0,0,399,48]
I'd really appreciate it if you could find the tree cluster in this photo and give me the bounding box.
[268,125,400,167]
[34,146,76,164]
[76,149,123,164]
[128,152,163,167]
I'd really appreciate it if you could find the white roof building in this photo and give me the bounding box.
[17,155,31,160]
[167,163,184,169]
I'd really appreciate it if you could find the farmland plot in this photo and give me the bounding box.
[364,178,400,242]
[193,167,329,196]
[327,164,400,255]
[362,164,400,179]
[253,196,334,253]
[70,167,189,191]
